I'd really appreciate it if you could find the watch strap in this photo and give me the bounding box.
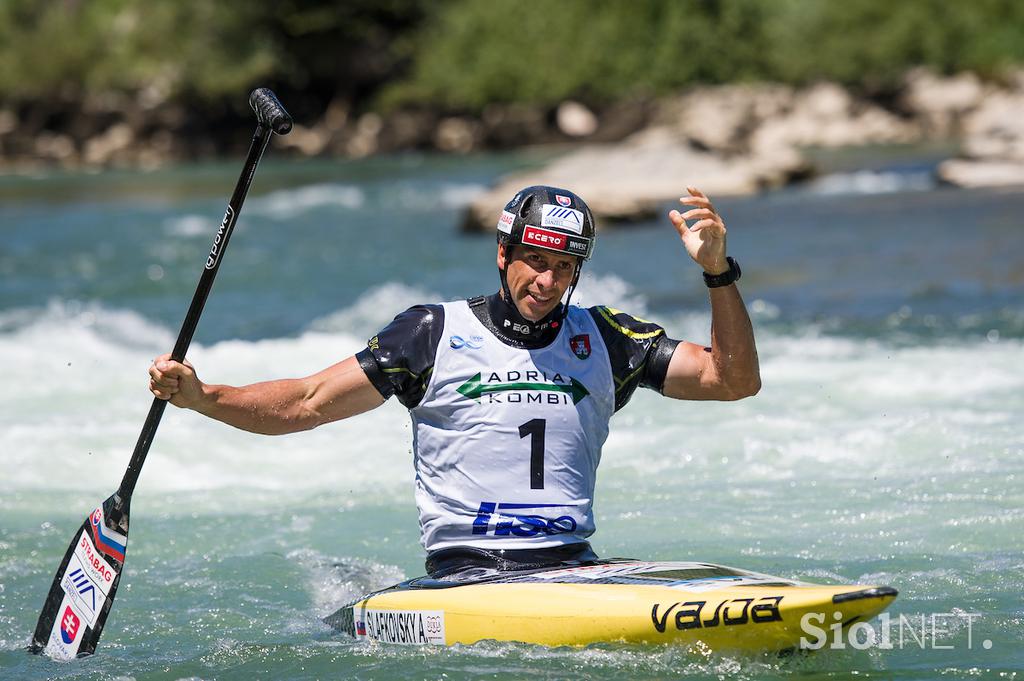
[702,257,741,288]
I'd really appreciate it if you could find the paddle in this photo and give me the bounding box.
[28,88,292,659]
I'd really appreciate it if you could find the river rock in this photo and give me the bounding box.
[751,83,918,151]
[434,116,481,154]
[280,99,349,156]
[556,101,598,138]
[936,86,1024,187]
[659,84,794,154]
[462,125,810,231]
[382,109,437,150]
[0,110,16,136]
[464,80,926,231]
[481,104,551,148]
[83,123,134,165]
[346,113,383,158]
[900,69,986,136]
[937,158,1024,187]
[34,131,76,162]
[960,90,1024,161]
[279,123,332,156]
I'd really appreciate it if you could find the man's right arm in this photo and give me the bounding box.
[149,354,384,435]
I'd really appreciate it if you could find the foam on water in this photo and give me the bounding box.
[804,169,936,196]
[3,290,1020,544]
[388,181,488,210]
[573,272,649,316]
[247,183,366,220]
[163,213,213,238]
[240,179,485,222]
[289,549,405,618]
[308,282,441,338]
[0,284,641,509]
[0,298,413,505]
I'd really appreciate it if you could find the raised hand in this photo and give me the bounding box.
[667,186,729,275]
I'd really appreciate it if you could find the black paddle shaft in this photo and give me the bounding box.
[115,88,292,506]
[29,88,291,659]
[30,88,291,659]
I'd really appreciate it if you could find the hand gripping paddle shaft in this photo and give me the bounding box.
[29,88,292,659]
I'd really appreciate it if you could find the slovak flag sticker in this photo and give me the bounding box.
[60,606,81,645]
[90,507,127,562]
[555,195,572,207]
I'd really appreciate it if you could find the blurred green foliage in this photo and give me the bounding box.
[0,0,424,114]
[384,0,1024,109]
[1,0,1022,113]
[0,1,275,101]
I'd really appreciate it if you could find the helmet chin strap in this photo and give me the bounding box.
[497,245,582,336]
[560,260,583,321]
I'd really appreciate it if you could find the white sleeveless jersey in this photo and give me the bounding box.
[412,301,615,551]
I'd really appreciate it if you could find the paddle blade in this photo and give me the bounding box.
[29,494,130,659]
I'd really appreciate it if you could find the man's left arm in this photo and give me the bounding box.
[661,186,761,401]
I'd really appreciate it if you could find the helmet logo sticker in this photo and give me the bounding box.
[540,205,584,234]
[523,225,567,251]
[565,235,591,257]
[497,210,515,234]
[555,195,572,207]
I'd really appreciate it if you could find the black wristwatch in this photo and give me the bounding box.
[702,257,741,288]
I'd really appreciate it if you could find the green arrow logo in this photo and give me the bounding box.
[457,373,590,405]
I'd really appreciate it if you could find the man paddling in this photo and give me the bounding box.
[149,185,760,579]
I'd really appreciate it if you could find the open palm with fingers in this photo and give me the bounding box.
[667,186,729,274]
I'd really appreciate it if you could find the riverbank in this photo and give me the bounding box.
[4,69,1023,215]
[464,70,1024,229]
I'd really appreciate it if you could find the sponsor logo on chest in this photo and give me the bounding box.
[449,334,484,349]
[472,501,578,537]
[456,370,589,405]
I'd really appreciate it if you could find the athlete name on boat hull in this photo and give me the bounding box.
[651,596,784,633]
[358,609,445,645]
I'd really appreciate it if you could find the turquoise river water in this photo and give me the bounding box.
[0,150,1021,679]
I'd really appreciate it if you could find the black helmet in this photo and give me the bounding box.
[496,186,595,261]
[495,186,595,327]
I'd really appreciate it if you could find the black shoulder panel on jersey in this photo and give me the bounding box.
[362,304,445,409]
[589,306,678,411]
[355,347,391,398]
[641,335,679,393]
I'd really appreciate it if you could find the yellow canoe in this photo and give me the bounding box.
[324,561,897,652]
